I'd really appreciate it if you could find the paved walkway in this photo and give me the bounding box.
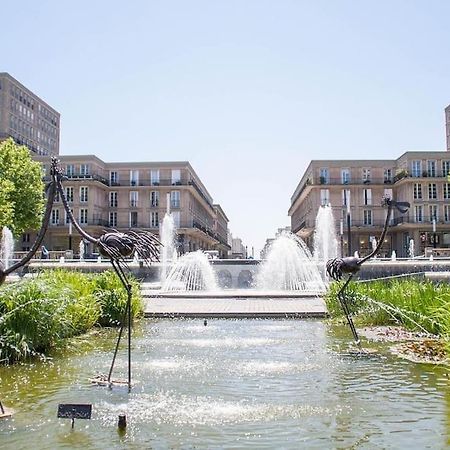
[144,296,327,319]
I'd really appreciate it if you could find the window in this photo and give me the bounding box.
[65,208,73,224]
[320,189,329,206]
[51,209,59,225]
[109,192,118,207]
[109,211,117,227]
[80,186,88,202]
[428,183,437,200]
[130,191,138,207]
[171,169,181,185]
[442,160,450,177]
[362,168,371,183]
[414,205,423,222]
[341,168,350,184]
[66,164,75,176]
[80,164,89,176]
[413,183,422,200]
[80,208,88,225]
[172,211,180,228]
[429,205,438,222]
[384,168,392,183]
[110,171,118,185]
[151,169,160,186]
[22,233,30,242]
[170,190,180,208]
[363,188,372,206]
[319,168,329,184]
[444,183,450,200]
[411,160,421,177]
[363,210,372,225]
[130,170,139,186]
[444,205,450,222]
[65,187,74,203]
[130,211,138,227]
[383,188,393,200]
[427,160,436,177]
[151,191,159,207]
[150,211,159,227]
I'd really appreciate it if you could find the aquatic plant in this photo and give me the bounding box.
[325,279,450,349]
[0,270,143,363]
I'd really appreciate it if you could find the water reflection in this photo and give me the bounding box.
[0,320,448,449]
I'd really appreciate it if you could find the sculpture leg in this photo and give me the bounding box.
[336,274,361,349]
[107,259,133,389]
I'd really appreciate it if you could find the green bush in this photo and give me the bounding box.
[0,269,143,364]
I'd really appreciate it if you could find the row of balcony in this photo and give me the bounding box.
[49,219,230,248]
[294,215,450,232]
[44,175,215,211]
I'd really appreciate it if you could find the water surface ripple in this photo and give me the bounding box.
[0,319,449,449]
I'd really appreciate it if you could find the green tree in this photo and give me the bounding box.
[0,138,45,236]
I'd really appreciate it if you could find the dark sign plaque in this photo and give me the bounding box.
[57,404,92,427]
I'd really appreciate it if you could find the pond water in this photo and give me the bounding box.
[0,319,449,449]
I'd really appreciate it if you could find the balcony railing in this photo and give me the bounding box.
[391,216,450,226]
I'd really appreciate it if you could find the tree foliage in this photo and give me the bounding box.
[0,138,45,236]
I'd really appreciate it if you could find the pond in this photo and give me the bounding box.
[0,319,449,449]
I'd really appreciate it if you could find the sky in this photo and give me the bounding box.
[2,0,450,256]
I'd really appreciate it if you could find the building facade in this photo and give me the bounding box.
[27,155,230,258]
[0,73,60,155]
[446,104,450,152]
[289,151,450,258]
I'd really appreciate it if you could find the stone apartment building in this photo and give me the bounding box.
[0,72,60,155]
[289,151,450,257]
[27,155,230,258]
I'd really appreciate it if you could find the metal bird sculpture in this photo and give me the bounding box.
[326,198,410,348]
[51,157,161,388]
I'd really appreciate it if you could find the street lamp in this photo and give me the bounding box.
[432,218,437,249]
[346,190,352,257]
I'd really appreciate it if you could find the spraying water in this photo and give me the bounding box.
[313,205,339,263]
[256,232,326,292]
[79,240,85,261]
[0,226,14,269]
[162,250,218,292]
[313,205,339,279]
[160,213,177,284]
[408,239,415,259]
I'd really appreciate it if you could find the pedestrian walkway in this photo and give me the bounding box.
[144,295,327,319]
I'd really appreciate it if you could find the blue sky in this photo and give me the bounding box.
[3,1,450,255]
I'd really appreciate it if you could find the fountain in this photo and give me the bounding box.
[162,250,218,292]
[256,231,326,292]
[408,239,415,259]
[0,226,14,270]
[79,239,85,261]
[391,250,397,261]
[313,205,339,263]
[160,212,177,283]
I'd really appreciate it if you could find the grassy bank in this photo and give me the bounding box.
[0,270,143,363]
[325,279,450,347]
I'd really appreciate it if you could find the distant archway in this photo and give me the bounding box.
[238,270,253,288]
[217,270,232,288]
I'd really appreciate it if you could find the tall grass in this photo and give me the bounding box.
[0,270,143,363]
[325,279,450,341]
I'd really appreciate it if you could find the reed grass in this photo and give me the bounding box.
[325,279,450,344]
[0,270,143,363]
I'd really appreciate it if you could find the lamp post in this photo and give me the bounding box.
[340,219,344,257]
[432,218,437,249]
[68,221,72,252]
[346,190,352,257]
